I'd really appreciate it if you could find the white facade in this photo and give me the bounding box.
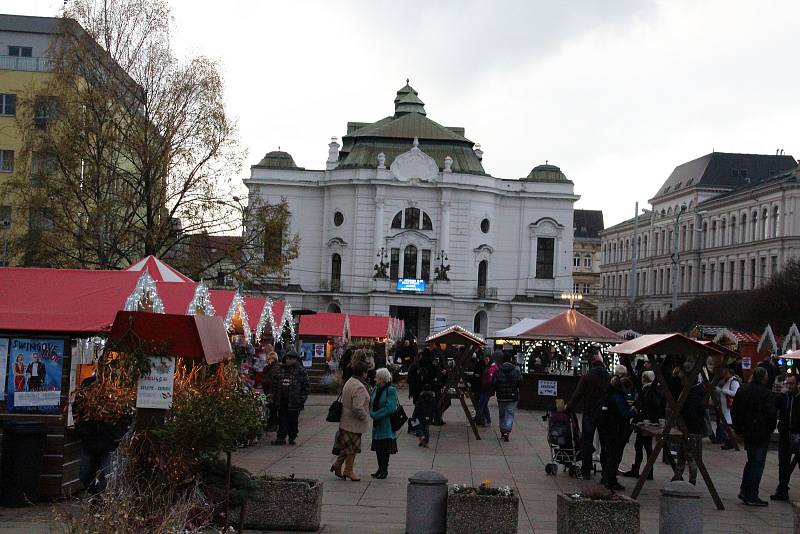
[244,84,578,339]
[598,152,800,325]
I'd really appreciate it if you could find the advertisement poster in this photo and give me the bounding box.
[300,342,314,368]
[136,356,176,409]
[742,357,752,370]
[314,343,325,360]
[0,338,8,397]
[6,338,64,413]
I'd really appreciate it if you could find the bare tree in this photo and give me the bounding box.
[6,0,244,269]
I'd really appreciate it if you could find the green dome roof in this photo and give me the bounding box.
[394,82,426,116]
[256,150,300,169]
[524,163,571,183]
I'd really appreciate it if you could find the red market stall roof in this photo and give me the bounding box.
[426,325,485,347]
[349,315,392,339]
[609,333,722,357]
[519,308,622,343]
[125,255,194,283]
[108,311,232,364]
[0,267,143,334]
[299,313,348,338]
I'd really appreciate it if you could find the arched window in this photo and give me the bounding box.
[740,213,747,243]
[731,216,737,244]
[473,311,488,337]
[772,206,780,237]
[478,260,488,288]
[422,213,433,230]
[643,235,648,258]
[403,245,418,279]
[720,218,726,247]
[751,210,758,241]
[331,253,341,290]
[391,212,402,229]
[710,220,717,248]
[762,208,769,239]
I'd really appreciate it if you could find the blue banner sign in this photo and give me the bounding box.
[396,278,426,292]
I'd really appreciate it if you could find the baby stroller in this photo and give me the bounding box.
[542,408,582,476]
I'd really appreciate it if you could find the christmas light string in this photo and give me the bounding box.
[223,291,251,338]
[186,283,215,316]
[124,272,165,313]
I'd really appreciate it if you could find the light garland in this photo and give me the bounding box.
[186,283,215,316]
[283,302,296,341]
[223,291,251,338]
[124,272,164,313]
[254,298,276,342]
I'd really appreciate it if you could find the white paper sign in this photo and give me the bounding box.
[742,357,752,370]
[136,356,176,409]
[538,379,558,397]
[0,338,8,397]
[14,390,61,407]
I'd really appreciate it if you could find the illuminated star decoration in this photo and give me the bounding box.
[187,283,215,316]
[124,271,165,313]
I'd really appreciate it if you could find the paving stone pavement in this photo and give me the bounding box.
[233,393,798,534]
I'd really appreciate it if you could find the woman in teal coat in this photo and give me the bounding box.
[370,367,399,479]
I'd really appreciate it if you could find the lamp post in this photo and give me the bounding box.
[374,247,389,279]
[670,203,687,311]
[434,249,450,281]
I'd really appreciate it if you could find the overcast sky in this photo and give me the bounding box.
[7,0,800,226]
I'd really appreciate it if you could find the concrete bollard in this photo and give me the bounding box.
[660,480,702,534]
[406,471,448,534]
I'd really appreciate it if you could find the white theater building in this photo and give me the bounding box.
[244,83,578,339]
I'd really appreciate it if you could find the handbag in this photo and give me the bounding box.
[390,404,409,432]
[326,391,343,423]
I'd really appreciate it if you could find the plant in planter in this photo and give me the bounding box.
[557,484,640,534]
[446,480,518,534]
[233,473,323,532]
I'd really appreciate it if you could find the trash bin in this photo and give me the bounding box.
[406,471,448,534]
[1,421,48,506]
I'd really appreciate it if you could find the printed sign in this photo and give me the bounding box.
[433,316,447,332]
[538,379,558,397]
[314,343,325,359]
[742,357,752,370]
[136,356,176,409]
[396,278,426,293]
[300,342,314,368]
[0,338,8,398]
[6,338,64,413]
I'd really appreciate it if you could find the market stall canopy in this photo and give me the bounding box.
[299,313,348,338]
[519,308,622,343]
[108,311,232,364]
[490,318,545,339]
[0,267,143,333]
[349,314,392,339]
[125,255,194,283]
[425,325,485,347]
[609,333,722,357]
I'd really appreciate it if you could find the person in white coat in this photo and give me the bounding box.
[716,366,741,449]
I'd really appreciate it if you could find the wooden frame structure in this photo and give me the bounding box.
[425,326,485,440]
[610,333,725,510]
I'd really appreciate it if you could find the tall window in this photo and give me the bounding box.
[391,212,402,229]
[700,265,706,292]
[740,259,746,290]
[29,208,54,231]
[421,249,431,281]
[0,150,13,172]
[8,46,32,57]
[583,254,591,268]
[740,214,747,243]
[33,96,57,129]
[751,211,758,241]
[643,235,648,258]
[750,258,756,288]
[718,262,724,291]
[422,213,433,230]
[720,219,726,247]
[731,216,737,244]
[478,260,488,288]
[535,238,555,279]
[403,245,418,279]
[762,208,769,240]
[0,94,15,116]
[760,257,767,286]
[772,206,780,237]
[331,253,341,289]
[729,261,734,290]
[390,248,400,280]
[573,255,580,268]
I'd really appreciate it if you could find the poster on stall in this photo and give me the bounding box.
[0,338,8,397]
[6,338,64,413]
[742,357,751,370]
[300,342,314,368]
[314,343,325,360]
[136,356,176,409]
[537,379,558,397]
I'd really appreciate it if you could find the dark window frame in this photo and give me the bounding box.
[535,237,555,279]
[0,94,16,116]
[8,46,32,57]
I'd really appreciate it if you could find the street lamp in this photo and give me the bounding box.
[434,250,450,281]
[560,291,583,308]
[670,203,687,311]
[374,247,389,279]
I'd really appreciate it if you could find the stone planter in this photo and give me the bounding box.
[237,477,322,531]
[446,490,519,534]
[792,501,800,533]
[557,492,639,534]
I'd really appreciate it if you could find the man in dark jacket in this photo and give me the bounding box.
[731,367,777,506]
[622,370,663,479]
[261,352,282,432]
[271,351,310,446]
[493,355,522,441]
[771,373,800,501]
[567,352,610,479]
[671,371,706,485]
[597,376,636,491]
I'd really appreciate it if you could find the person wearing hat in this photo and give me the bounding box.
[271,351,310,445]
[567,350,610,480]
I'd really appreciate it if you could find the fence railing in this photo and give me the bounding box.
[477,286,498,299]
[0,55,53,73]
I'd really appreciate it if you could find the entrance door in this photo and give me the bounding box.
[390,306,431,340]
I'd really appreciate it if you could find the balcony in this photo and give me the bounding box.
[0,55,52,73]
[319,279,341,292]
[476,286,498,299]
